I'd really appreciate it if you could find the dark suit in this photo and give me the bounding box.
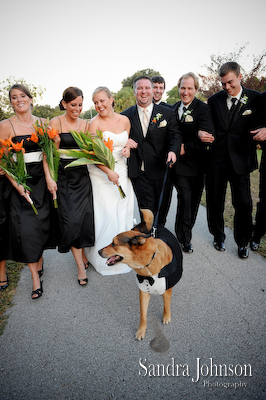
[122,103,181,219]
[154,100,173,109]
[253,91,266,241]
[206,86,265,247]
[170,98,214,244]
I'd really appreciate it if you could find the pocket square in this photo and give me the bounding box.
[242,109,252,116]
[185,115,193,122]
[159,120,167,128]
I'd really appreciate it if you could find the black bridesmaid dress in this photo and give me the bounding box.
[8,135,55,263]
[57,130,95,252]
[0,177,11,262]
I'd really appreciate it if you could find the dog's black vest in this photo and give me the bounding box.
[156,226,183,289]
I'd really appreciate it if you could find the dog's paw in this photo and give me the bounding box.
[135,327,146,340]
[162,315,171,325]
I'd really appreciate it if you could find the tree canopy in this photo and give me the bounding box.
[121,68,160,88]
[198,43,266,98]
[0,76,45,118]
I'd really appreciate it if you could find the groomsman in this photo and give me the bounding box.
[151,75,172,108]
[171,72,214,252]
[122,76,181,219]
[250,91,266,250]
[151,75,174,224]
[206,62,265,258]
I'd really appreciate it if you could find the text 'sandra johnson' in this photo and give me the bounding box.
[139,357,252,382]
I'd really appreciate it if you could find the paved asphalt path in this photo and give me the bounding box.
[0,189,265,400]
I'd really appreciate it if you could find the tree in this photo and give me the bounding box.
[0,76,45,118]
[166,86,180,105]
[198,43,266,98]
[81,108,97,120]
[113,87,136,113]
[121,68,161,88]
[33,104,63,119]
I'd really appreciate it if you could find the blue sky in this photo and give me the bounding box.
[1,0,266,110]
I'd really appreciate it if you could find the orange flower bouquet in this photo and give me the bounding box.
[0,137,38,215]
[28,119,60,207]
[59,129,126,198]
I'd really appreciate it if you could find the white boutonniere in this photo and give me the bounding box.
[151,113,163,124]
[183,109,193,122]
[158,120,167,128]
[240,94,248,107]
[242,109,252,116]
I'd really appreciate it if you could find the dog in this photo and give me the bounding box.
[99,209,183,340]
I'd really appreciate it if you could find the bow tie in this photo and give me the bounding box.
[137,275,155,286]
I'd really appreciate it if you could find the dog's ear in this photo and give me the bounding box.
[133,209,154,233]
[129,234,150,246]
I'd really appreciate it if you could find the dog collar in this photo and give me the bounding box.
[145,252,156,268]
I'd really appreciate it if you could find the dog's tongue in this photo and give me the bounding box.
[107,255,123,266]
[107,256,118,266]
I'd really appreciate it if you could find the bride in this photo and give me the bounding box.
[85,87,136,275]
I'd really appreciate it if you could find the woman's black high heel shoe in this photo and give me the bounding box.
[38,262,44,278]
[0,276,8,290]
[31,280,43,300]
[78,278,88,286]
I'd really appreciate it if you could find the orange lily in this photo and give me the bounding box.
[0,138,12,148]
[28,132,39,143]
[47,128,59,140]
[11,139,25,153]
[36,126,44,136]
[104,137,114,152]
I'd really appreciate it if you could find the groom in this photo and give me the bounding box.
[122,76,181,222]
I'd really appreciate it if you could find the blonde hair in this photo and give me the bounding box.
[178,72,199,90]
[92,86,114,107]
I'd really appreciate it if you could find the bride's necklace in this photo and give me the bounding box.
[15,115,34,128]
[63,114,80,131]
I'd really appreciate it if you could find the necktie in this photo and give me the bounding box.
[142,108,149,137]
[229,97,237,115]
[181,106,187,121]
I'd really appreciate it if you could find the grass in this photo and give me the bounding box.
[201,149,266,258]
[0,261,24,335]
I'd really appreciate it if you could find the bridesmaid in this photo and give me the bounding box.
[0,84,55,299]
[49,87,95,286]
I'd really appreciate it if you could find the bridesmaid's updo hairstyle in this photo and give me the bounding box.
[59,87,83,110]
[92,86,115,108]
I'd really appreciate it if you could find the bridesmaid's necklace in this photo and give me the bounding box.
[63,114,80,131]
[15,115,34,128]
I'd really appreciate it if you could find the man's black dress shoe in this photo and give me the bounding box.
[238,246,249,259]
[250,240,260,251]
[214,241,225,251]
[182,243,193,253]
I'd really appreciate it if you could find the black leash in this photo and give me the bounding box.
[152,161,172,238]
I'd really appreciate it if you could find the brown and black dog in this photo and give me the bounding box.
[99,209,183,340]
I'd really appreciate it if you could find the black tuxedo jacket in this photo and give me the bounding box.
[121,103,181,180]
[260,91,266,152]
[155,101,173,109]
[172,97,214,176]
[208,87,265,175]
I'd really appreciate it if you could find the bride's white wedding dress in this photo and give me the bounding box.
[85,131,135,275]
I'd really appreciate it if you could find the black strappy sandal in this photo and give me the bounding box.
[78,278,88,286]
[31,280,43,300]
[0,276,8,290]
[38,262,44,278]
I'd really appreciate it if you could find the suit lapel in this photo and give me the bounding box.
[217,91,230,129]
[229,87,248,129]
[131,105,145,138]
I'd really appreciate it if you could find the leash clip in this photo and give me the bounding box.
[152,226,157,238]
